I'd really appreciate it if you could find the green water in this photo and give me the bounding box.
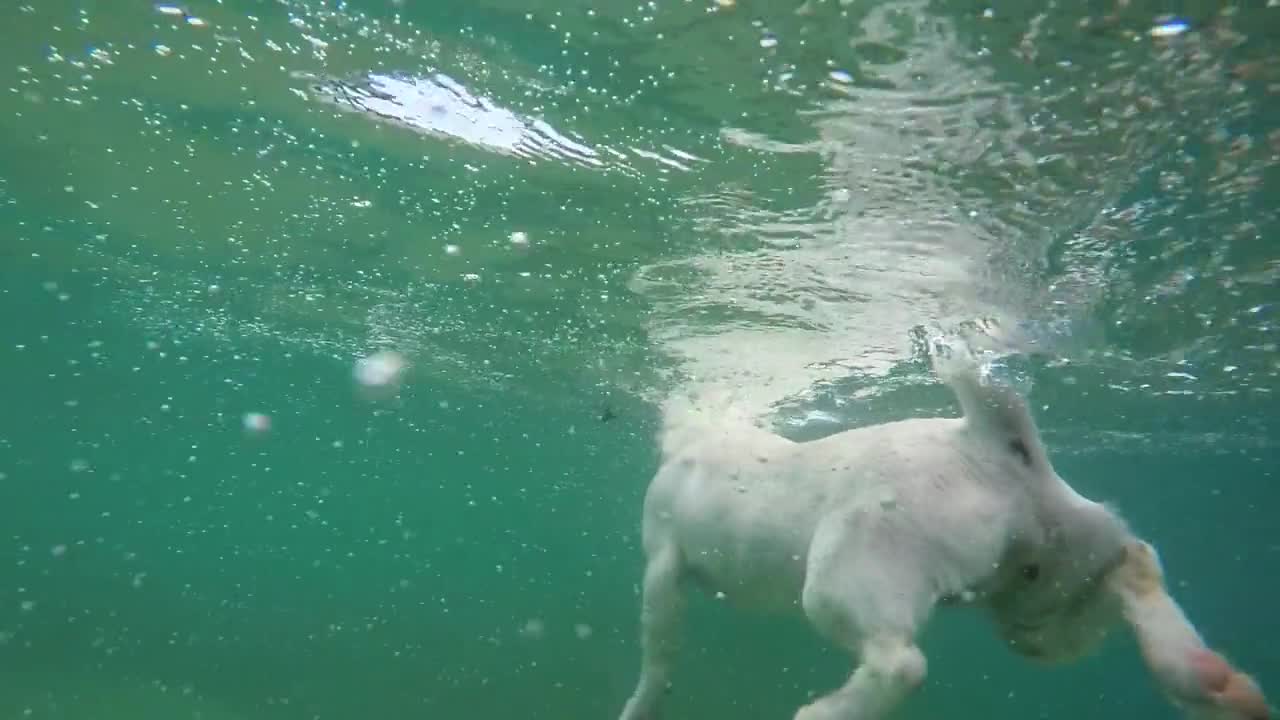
[0,0,1276,718]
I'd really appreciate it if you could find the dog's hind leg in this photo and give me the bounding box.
[618,543,686,720]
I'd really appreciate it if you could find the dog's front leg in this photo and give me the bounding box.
[1110,541,1269,720]
[795,515,932,720]
[793,634,927,720]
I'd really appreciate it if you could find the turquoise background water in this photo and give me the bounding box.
[0,1,1276,718]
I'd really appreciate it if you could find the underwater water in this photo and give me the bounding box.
[0,0,1276,718]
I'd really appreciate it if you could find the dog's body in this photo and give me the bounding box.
[617,359,1268,720]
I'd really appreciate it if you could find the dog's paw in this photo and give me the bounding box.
[1184,648,1270,720]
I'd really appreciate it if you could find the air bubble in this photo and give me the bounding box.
[242,412,272,435]
[1150,18,1190,38]
[519,618,546,639]
[354,351,408,402]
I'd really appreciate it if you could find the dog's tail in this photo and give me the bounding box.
[658,388,759,459]
[932,345,1051,473]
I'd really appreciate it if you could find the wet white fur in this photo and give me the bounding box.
[616,355,1251,720]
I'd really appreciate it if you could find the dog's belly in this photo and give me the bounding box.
[680,520,811,612]
[680,497,808,607]
[659,461,819,613]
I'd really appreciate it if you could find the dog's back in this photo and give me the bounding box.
[645,353,1117,610]
[656,354,1054,505]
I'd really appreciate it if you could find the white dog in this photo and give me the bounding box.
[617,356,1269,720]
